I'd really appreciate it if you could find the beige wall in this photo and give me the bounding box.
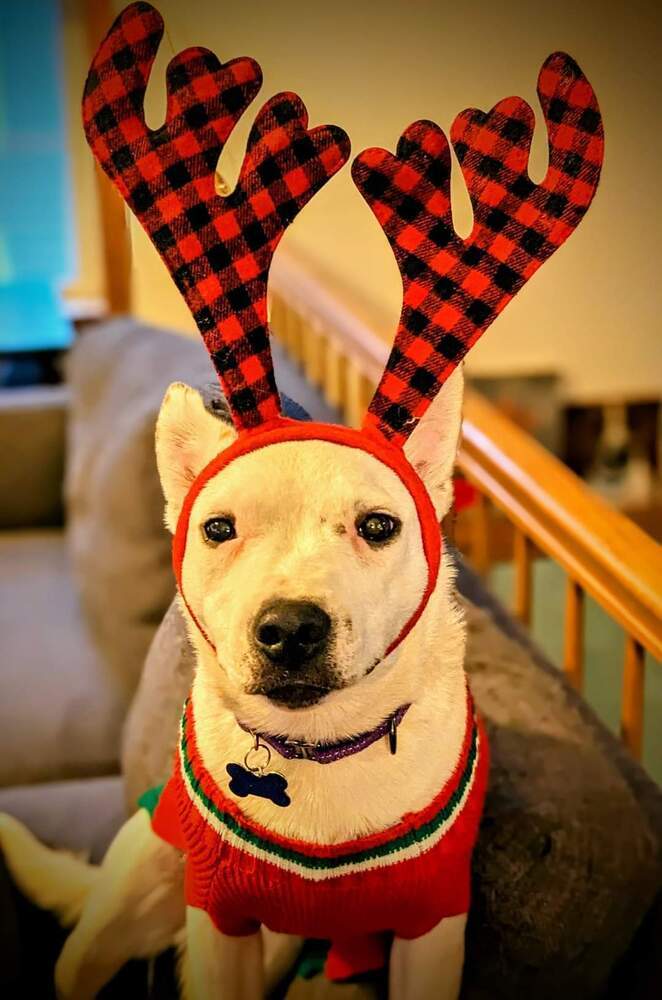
[70,0,661,402]
[62,0,105,303]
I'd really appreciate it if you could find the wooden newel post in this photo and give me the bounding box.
[84,0,132,314]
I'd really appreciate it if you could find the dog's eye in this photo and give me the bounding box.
[203,517,236,544]
[356,512,400,545]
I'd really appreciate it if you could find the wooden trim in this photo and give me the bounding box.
[84,0,132,314]
[621,636,645,758]
[61,295,108,321]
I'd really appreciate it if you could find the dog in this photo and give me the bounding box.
[1,2,604,990]
[0,365,486,1000]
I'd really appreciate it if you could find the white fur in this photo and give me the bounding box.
[0,367,471,998]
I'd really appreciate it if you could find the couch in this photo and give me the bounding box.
[0,318,660,998]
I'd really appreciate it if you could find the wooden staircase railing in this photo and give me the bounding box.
[269,250,662,762]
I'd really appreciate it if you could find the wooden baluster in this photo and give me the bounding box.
[300,316,316,384]
[323,338,344,410]
[472,493,491,577]
[344,368,374,426]
[305,321,325,389]
[313,327,328,391]
[274,294,295,355]
[276,298,295,359]
[289,312,304,369]
[513,530,533,626]
[345,363,364,428]
[269,293,284,346]
[361,373,377,414]
[621,636,645,759]
[563,578,585,691]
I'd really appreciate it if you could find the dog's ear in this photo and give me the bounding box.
[156,382,237,532]
[403,366,464,520]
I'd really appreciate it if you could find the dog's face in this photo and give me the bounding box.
[156,370,463,712]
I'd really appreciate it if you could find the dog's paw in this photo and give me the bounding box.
[54,953,89,1000]
[54,934,104,1000]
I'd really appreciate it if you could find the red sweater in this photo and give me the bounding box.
[146,694,488,981]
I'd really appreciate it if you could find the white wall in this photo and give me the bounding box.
[78,0,661,402]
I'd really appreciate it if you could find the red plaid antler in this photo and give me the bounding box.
[352,52,604,446]
[82,2,350,431]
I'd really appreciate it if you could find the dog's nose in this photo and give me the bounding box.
[252,600,331,666]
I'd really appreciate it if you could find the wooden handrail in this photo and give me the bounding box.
[269,248,662,762]
[459,390,662,661]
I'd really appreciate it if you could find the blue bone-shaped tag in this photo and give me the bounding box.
[226,763,291,808]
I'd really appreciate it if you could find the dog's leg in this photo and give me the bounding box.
[389,914,467,1000]
[0,812,98,926]
[262,928,303,992]
[181,907,264,1000]
[55,808,184,1000]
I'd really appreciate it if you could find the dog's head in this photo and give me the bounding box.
[156,369,463,711]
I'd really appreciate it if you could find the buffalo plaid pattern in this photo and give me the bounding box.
[353,52,604,446]
[82,2,350,431]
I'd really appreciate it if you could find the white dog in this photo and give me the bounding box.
[0,366,488,1000]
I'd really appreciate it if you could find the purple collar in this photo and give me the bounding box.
[237,704,411,764]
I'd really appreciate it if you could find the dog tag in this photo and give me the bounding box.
[227,738,291,808]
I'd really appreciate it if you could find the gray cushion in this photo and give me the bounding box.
[122,585,662,1000]
[0,777,124,865]
[122,599,194,809]
[463,600,662,999]
[64,320,216,696]
[0,321,334,788]
[64,320,338,699]
[0,385,67,529]
[0,531,125,785]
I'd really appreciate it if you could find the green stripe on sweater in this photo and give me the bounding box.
[138,783,164,818]
[180,716,478,872]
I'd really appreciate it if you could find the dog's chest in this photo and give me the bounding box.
[195,704,468,843]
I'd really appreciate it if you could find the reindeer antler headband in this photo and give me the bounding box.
[353,54,604,444]
[83,3,604,657]
[82,1,350,430]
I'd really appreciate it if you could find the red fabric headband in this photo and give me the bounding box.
[354,52,604,445]
[172,418,442,659]
[82,1,350,432]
